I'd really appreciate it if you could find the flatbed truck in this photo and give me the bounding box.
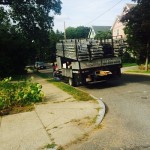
[56,39,122,86]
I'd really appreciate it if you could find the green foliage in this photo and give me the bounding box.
[36,29,64,62]
[122,52,136,63]
[0,77,44,110]
[121,0,150,65]
[66,26,90,39]
[56,30,64,40]
[95,31,112,39]
[75,26,90,39]
[0,0,62,77]
[0,28,31,77]
[49,30,59,62]
[66,27,76,39]
[0,7,10,30]
[10,0,62,50]
[122,63,137,67]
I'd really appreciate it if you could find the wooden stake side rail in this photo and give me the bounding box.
[56,39,115,61]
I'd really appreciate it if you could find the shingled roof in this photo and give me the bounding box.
[92,26,111,34]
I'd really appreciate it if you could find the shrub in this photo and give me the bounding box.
[0,77,44,110]
[122,52,136,63]
[138,64,150,70]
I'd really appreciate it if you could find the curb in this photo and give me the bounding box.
[90,94,105,125]
[122,72,150,76]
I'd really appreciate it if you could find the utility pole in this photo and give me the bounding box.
[64,22,66,42]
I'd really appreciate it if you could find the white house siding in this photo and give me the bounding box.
[112,19,126,39]
[88,29,96,39]
[88,26,111,39]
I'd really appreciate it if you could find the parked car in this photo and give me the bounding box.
[35,61,46,69]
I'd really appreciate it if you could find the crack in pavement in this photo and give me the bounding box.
[34,107,53,143]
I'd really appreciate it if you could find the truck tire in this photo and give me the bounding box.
[81,76,87,85]
[74,80,80,87]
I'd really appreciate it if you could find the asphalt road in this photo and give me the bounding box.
[67,73,150,150]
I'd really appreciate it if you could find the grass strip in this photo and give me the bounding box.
[36,72,94,101]
[126,70,150,74]
[122,63,137,67]
[48,79,94,101]
[36,71,53,78]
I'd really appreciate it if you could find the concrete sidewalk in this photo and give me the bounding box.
[0,76,104,150]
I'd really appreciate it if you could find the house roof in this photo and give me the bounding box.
[122,3,136,14]
[92,26,111,34]
[126,3,137,9]
[111,16,121,30]
[111,3,137,30]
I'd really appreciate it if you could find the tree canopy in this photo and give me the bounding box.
[0,8,30,77]
[0,0,62,77]
[65,26,90,39]
[121,0,150,69]
[9,0,61,42]
[95,31,112,39]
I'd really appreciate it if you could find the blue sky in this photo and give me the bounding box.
[53,0,136,31]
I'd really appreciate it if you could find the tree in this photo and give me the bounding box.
[75,26,90,39]
[0,10,30,77]
[65,26,90,39]
[49,31,58,62]
[95,31,112,39]
[10,0,62,61]
[121,0,150,70]
[56,29,64,40]
[0,0,62,60]
[66,27,76,39]
[0,7,10,31]
[0,0,62,77]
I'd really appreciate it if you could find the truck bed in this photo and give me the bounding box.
[56,39,113,61]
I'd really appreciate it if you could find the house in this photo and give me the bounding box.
[111,3,136,40]
[88,26,111,39]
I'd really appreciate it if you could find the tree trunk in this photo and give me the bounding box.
[145,42,149,71]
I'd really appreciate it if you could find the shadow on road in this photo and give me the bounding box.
[85,74,150,89]
[37,69,150,90]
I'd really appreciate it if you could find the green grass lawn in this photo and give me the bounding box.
[122,63,150,74]
[122,63,137,67]
[126,70,150,74]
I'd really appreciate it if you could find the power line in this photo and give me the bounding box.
[86,0,124,25]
